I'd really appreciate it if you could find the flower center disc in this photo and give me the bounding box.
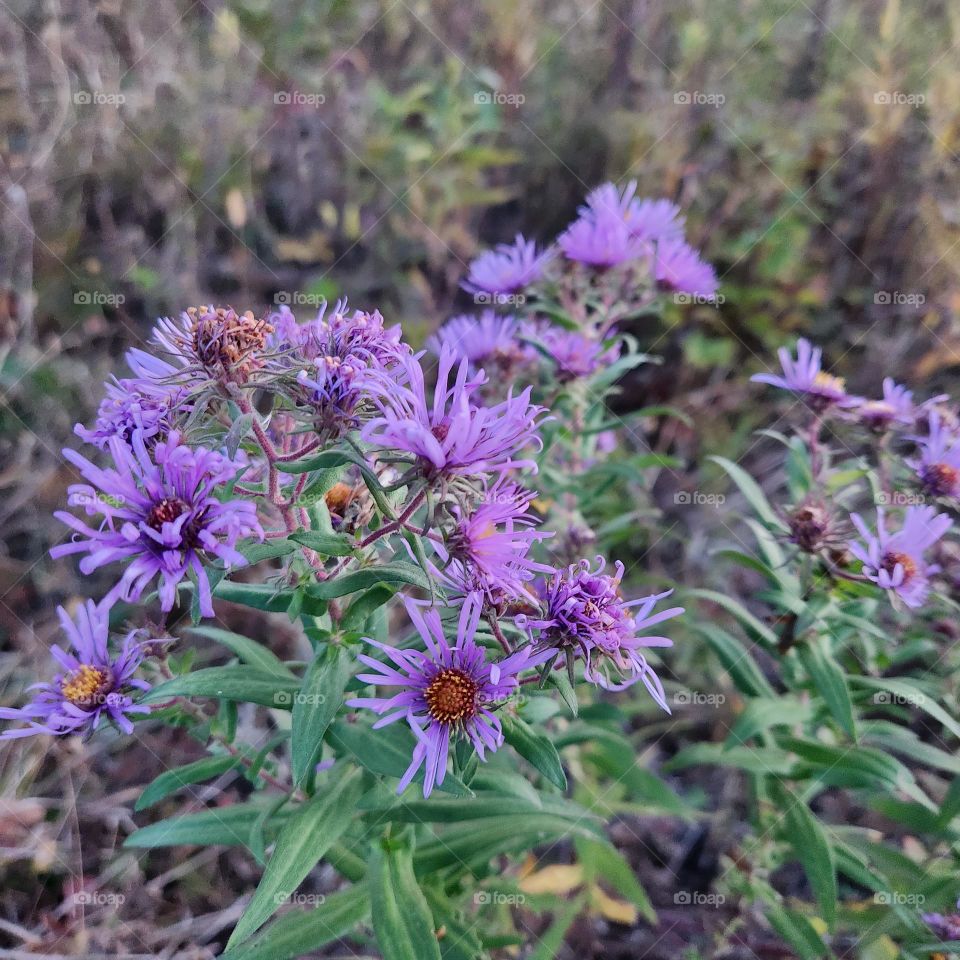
[146,497,188,530]
[881,551,918,583]
[61,664,112,709]
[923,462,959,496]
[424,668,478,724]
[813,371,845,394]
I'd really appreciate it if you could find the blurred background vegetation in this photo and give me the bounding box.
[3,0,960,955]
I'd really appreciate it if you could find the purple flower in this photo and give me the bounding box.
[909,410,960,499]
[462,234,554,295]
[52,431,263,618]
[848,506,952,608]
[427,311,533,378]
[751,338,857,409]
[75,376,188,449]
[852,377,916,429]
[558,208,647,267]
[522,321,619,380]
[362,346,547,481]
[346,594,539,797]
[150,305,275,386]
[0,601,150,739]
[432,478,555,603]
[653,238,719,298]
[582,182,685,243]
[276,304,409,436]
[922,902,960,941]
[519,557,682,703]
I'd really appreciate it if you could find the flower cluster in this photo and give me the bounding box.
[753,337,958,610]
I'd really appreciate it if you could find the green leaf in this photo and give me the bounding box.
[850,676,960,740]
[289,529,357,557]
[764,902,829,959]
[277,447,396,518]
[770,781,837,928]
[218,887,369,960]
[575,837,656,924]
[215,580,291,613]
[691,622,775,697]
[665,743,796,776]
[142,666,301,709]
[291,646,352,786]
[227,769,363,947]
[361,793,598,826]
[187,626,296,678]
[527,896,584,960]
[125,801,287,849]
[307,561,430,599]
[687,589,777,648]
[726,697,813,745]
[501,715,566,790]
[225,411,255,458]
[327,720,472,796]
[237,539,297,564]
[708,455,786,529]
[369,832,442,960]
[797,641,856,738]
[341,584,397,632]
[136,754,240,811]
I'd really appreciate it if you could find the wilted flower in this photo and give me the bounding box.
[785,498,848,554]
[75,376,187,449]
[848,505,952,608]
[852,377,916,429]
[362,346,547,482]
[523,322,619,381]
[462,234,554,295]
[653,238,719,298]
[427,312,533,380]
[0,601,150,739]
[909,410,960,499]
[433,478,554,603]
[582,183,685,243]
[52,431,262,617]
[519,557,682,704]
[751,338,856,409]
[152,305,275,386]
[346,594,540,797]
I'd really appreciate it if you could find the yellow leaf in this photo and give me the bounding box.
[519,864,583,896]
[225,189,246,229]
[590,888,638,925]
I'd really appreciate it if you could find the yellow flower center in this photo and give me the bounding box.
[424,668,479,724]
[813,371,845,393]
[882,551,917,583]
[61,665,111,709]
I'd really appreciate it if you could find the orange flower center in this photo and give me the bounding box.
[424,668,479,724]
[881,551,917,583]
[923,462,960,496]
[61,665,112,709]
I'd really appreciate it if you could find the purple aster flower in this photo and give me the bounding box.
[582,182,685,243]
[922,901,960,941]
[0,601,150,739]
[908,410,960,499]
[149,305,275,386]
[427,311,533,379]
[558,206,647,267]
[519,557,682,704]
[361,346,547,481]
[848,506,952,608]
[346,593,540,797]
[51,431,263,618]
[75,375,188,449]
[462,234,554,296]
[751,338,857,409]
[430,477,555,604]
[522,321,619,381]
[653,238,719,298]
[851,377,916,430]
